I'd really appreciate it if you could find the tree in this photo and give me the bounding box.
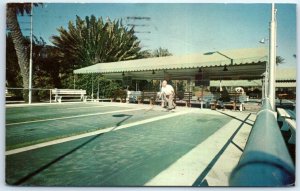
[6,3,40,100]
[152,47,172,57]
[138,47,172,59]
[138,50,152,58]
[52,15,142,71]
[276,56,285,65]
[51,15,145,93]
[6,33,61,101]
[6,33,22,88]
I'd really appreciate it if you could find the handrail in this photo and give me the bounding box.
[6,87,51,91]
[229,98,295,186]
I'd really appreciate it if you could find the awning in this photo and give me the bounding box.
[74,47,267,80]
[275,68,297,81]
[275,82,296,88]
[210,80,262,87]
[210,81,296,88]
[209,68,296,88]
[275,68,296,87]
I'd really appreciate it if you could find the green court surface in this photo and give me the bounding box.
[6,103,231,186]
[6,104,130,123]
[6,105,169,150]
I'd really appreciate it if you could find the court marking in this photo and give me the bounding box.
[6,110,190,155]
[64,105,109,110]
[6,102,89,108]
[6,108,144,126]
[144,118,243,186]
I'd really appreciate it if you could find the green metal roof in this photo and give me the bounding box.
[210,80,262,87]
[74,47,267,80]
[209,68,296,87]
[275,68,296,81]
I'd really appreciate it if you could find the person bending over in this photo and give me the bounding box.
[161,80,176,110]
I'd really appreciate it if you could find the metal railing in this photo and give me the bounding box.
[6,87,52,103]
[229,98,295,186]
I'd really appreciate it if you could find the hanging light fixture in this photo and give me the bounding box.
[223,65,228,71]
[152,70,155,74]
[122,71,125,76]
[198,67,202,72]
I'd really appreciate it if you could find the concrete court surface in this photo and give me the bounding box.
[5,102,256,187]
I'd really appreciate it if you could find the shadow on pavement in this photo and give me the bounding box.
[193,113,252,186]
[12,133,103,185]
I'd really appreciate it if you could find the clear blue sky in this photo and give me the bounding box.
[18,3,297,68]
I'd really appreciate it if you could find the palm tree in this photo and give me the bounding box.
[152,47,172,57]
[51,15,143,90]
[276,56,285,65]
[6,3,40,100]
[52,15,142,69]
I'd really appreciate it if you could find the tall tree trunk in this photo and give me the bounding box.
[7,6,29,101]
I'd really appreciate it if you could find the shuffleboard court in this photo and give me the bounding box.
[6,103,131,124]
[6,107,171,150]
[6,111,231,186]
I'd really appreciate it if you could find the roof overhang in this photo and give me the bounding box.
[74,47,268,80]
[209,68,296,87]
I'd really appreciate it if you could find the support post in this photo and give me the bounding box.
[268,3,277,110]
[28,3,33,104]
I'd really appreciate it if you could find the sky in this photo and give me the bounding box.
[12,1,299,69]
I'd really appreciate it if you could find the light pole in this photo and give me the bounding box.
[204,51,233,65]
[28,3,33,104]
[261,73,266,99]
[259,39,269,99]
[268,3,277,110]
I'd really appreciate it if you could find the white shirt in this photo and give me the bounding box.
[161,84,174,95]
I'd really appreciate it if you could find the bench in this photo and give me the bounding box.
[183,92,192,107]
[200,95,215,108]
[277,108,293,120]
[87,98,113,102]
[127,91,142,103]
[174,92,192,107]
[285,118,296,144]
[51,89,86,103]
[212,93,247,111]
[277,107,296,144]
[238,95,248,111]
[224,101,237,110]
[5,89,12,98]
[277,108,296,131]
[142,91,157,105]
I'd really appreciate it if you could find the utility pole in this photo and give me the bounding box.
[268,3,277,110]
[126,16,151,48]
[28,3,33,104]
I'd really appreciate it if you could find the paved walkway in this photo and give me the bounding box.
[5,102,256,186]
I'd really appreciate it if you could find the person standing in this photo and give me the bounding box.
[161,80,176,110]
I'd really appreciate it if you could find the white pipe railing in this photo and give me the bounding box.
[229,98,295,186]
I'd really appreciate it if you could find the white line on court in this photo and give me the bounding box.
[6,108,144,126]
[144,118,245,186]
[64,105,109,110]
[6,110,190,156]
[6,102,86,108]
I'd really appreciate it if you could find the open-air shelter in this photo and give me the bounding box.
[210,68,297,88]
[74,47,268,83]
